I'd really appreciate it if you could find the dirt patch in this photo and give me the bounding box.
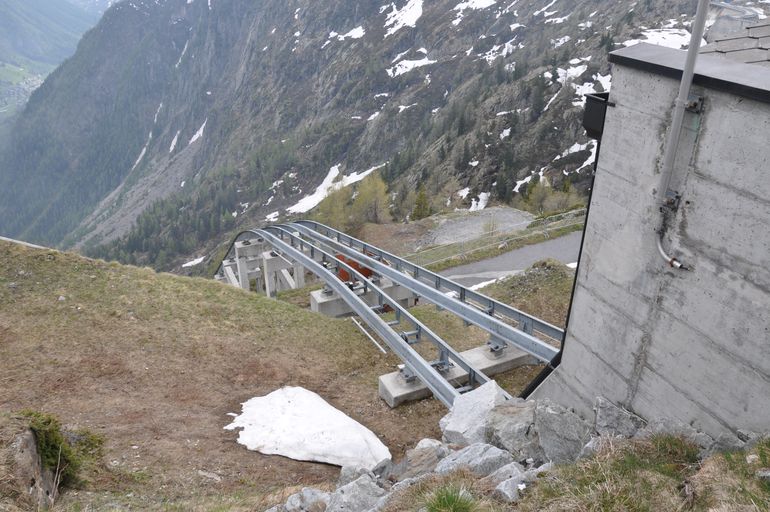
[357,219,435,256]
[417,206,534,248]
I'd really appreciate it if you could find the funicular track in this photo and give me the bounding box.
[214,223,563,407]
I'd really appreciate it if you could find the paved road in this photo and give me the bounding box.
[439,230,582,287]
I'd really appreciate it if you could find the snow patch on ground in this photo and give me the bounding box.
[533,0,557,16]
[469,192,490,211]
[552,35,571,48]
[131,131,153,171]
[169,130,180,153]
[287,163,387,214]
[224,387,391,469]
[188,119,207,145]
[175,40,189,68]
[387,57,436,77]
[452,0,496,26]
[545,14,569,24]
[478,38,521,62]
[469,278,498,290]
[383,0,423,37]
[514,175,532,193]
[457,187,471,199]
[500,127,511,139]
[623,28,705,50]
[327,26,366,44]
[265,211,279,222]
[182,256,205,268]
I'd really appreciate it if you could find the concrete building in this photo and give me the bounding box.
[534,40,770,439]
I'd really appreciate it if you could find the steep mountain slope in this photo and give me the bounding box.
[64,0,116,15]
[0,0,762,269]
[0,0,96,119]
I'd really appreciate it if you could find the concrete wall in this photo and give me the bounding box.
[535,57,770,438]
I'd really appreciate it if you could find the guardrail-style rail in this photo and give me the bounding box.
[295,220,564,344]
[284,222,559,363]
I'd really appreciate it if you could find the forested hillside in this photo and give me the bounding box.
[0,0,756,270]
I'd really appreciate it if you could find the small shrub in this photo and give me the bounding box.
[18,410,104,488]
[20,410,81,486]
[424,484,477,512]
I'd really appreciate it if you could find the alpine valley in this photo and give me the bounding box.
[0,0,761,270]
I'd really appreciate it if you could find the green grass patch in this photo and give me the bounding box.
[18,410,104,488]
[425,484,477,512]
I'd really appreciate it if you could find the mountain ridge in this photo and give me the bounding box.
[0,0,762,269]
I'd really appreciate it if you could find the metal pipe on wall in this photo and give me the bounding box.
[655,0,710,270]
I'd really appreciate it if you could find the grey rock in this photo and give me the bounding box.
[264,506,284,512]
[390,440,450,482]
[521,462,553,483]
[535,399,592,463]
[756,470,770,482]
[577,435,622,460]
[389,473,434,494]
[435,443,514,477]
[326,474,386,512]
[487,400,544,462]
[439,381,510,445]
[197,469,222,482]
[593,396,646,438]
[415,438,444,450]
[284,487,331,512]
[369,458,395,487]
[700,432,746,459]
[371,474,434,512]
[11,428,58,510]
[479,461,525,487]
[636,418,713,449]
[338,466,373,488]
[492,463,552,503]
[493,477,524,503]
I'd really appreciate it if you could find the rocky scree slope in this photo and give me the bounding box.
[0,0,738,269]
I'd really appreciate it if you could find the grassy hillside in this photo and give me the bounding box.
[0,240,567,509]
[0,240,442,509]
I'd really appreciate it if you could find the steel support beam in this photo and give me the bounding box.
[294,220,564,342]
[255,227,509,407]
[285,223,559,363]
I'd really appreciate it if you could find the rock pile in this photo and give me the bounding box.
[262,381,765,512]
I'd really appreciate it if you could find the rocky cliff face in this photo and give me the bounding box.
[0,0,761,268]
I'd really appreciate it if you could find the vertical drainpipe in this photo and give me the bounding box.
[655,0,710,270]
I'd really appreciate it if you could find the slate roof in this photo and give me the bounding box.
[700,20,770,67]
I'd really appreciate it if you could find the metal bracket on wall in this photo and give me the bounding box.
[686,94,704,113]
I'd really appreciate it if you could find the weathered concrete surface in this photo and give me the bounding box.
[534,47,770,440]
[379,347,536,407]
[311,279,416,317]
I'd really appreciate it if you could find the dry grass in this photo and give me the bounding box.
[380,470,506,512]
[0,241,449,509]
[513,436,770,512]
[480,259,575,329]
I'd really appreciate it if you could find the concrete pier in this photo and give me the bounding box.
[379,345,537,407]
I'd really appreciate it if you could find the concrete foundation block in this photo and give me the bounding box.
[378,346,537,407]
